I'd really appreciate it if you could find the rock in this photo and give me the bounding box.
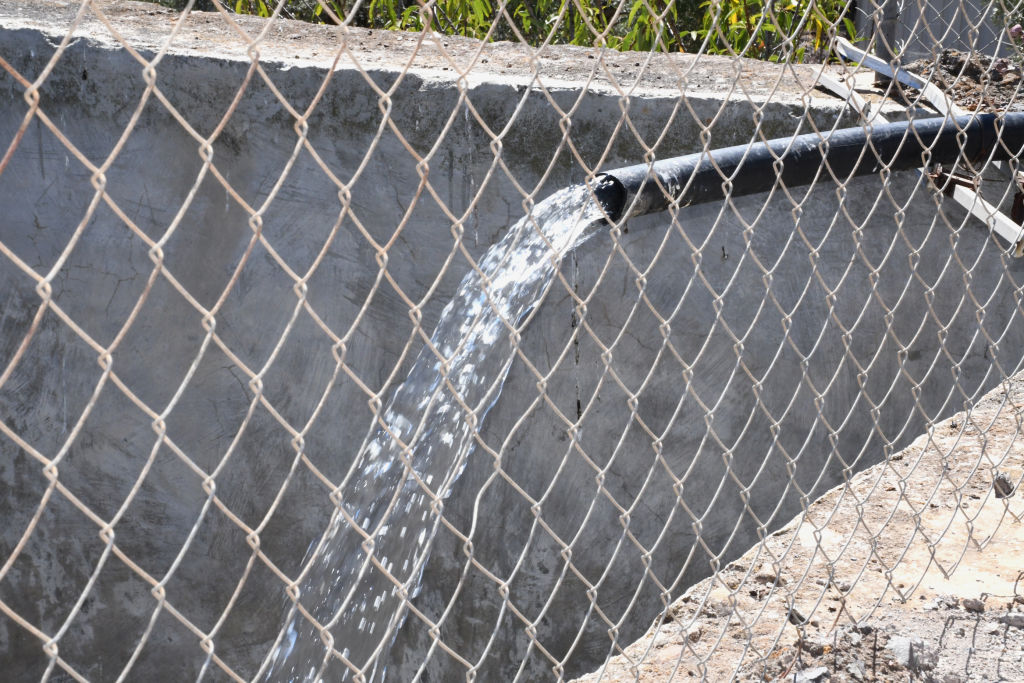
[792,665,829,682]
[701,587,733,617]
[801,638,827,656]
[846,660,866,680]
[887,636,913,668]
[924,595,961,611]
[1000,612,1024,629]
[962,597,985,613]
[886,636,937,672]
[701,600,731,617]
[755,563,785,585]
[994,471,1015,498]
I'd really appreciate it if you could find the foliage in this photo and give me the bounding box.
[149,0,855,61]
[992,4,1024,64]
[699,0,857,61]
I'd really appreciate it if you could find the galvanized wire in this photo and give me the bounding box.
[1,0,1023,681]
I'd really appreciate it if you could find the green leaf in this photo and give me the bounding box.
[843,17,857,40]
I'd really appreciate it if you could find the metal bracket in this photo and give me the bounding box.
[928,164,1024,257]
[928,164,979,195]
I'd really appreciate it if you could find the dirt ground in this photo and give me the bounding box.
[573,375,1024,682]
[903,50,1024,113]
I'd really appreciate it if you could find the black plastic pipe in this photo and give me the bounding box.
[593,113,1024,223]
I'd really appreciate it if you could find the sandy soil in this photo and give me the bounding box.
[573,375,1024,682]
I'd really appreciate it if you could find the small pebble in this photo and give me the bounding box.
[963,597,985,613]
[994,471,1015,498]
[755,563,783,584]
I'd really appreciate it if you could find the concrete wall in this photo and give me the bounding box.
[1,4,1022,681]
[856,0,1014,61]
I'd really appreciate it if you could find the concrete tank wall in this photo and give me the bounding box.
[1,3,1022,681]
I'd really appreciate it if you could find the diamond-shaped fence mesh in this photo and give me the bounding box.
[3,0,1024,681]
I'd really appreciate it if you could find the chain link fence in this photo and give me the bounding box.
[2,0,1024,681]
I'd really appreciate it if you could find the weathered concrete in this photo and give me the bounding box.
[0,2,1022,682]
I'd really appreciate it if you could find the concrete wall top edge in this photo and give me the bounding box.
[3,0,847,107]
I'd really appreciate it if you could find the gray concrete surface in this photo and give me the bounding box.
[1,2,1022,681]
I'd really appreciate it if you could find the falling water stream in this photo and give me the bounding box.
[261,180,617,682]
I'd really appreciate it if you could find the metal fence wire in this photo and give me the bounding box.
[3,0,1024,681]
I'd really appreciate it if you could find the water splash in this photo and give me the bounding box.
[261,181,614,682]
